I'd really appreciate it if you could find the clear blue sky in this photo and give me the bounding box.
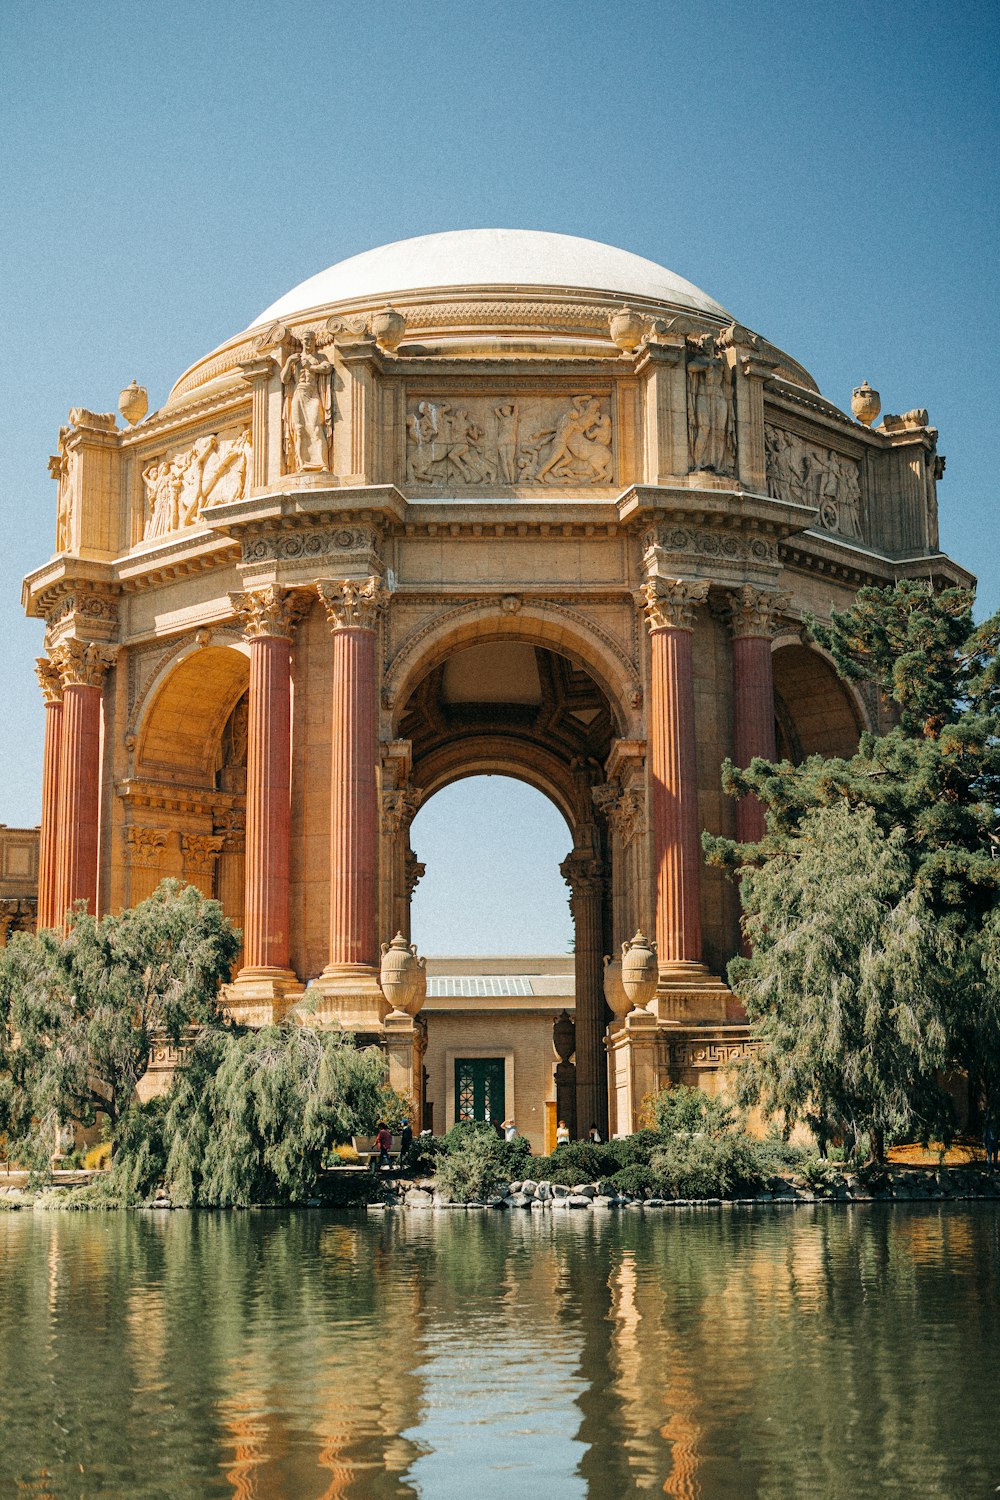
[2,2,997,949]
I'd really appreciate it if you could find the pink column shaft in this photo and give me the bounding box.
[649,625,702,963]
[37,699,63,930]
[329,627,378,968]
[732,634,776,846]
[243,635,292,971]
[56,684,102,919]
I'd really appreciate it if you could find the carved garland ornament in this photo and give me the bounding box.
[241,526,380,566]
[641,578,710,634]
[317,576,389,631]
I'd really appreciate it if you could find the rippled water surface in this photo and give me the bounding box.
[1,1203,998,1498]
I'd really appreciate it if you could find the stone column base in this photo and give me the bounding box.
[307,964,388,1028]
[607,1009,660,1136]
[653,962,734,1024]
[607,1017,756,1132]
[383,1010,424,1122]
[224,967,304,1026]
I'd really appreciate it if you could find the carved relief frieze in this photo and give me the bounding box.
[765,423,862,539]
[686,334,736,476]
[142,427,251,540]
[666,1038,754,1069]
[241,525,382,567]
[405,393,614,487]
[641,525,778,569]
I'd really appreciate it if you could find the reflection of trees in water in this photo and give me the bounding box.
[2,1207,1000,1497]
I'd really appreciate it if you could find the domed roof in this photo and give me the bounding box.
[248,228,732,328]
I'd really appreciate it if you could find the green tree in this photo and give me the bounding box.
[705,581,1000,1149]
[162,1021,391,1205]
[0,880,238,1171]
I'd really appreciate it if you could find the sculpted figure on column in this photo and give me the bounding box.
[279,330,333,472]
[316,574,390,631]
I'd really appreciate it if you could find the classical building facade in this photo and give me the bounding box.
[21,229,971,1136]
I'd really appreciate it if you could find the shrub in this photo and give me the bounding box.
[799,1155,838,1194]
[604,1164,656,1199]
[439,1121,530,1177]
[653,1084,734,1138]
[83,1142,112,1171]
[533,1140,618,1185]
[435,1129,519,1203]
[604,1130,663,1168]
[651,1132,764,1199]
[331,1144,360,1165]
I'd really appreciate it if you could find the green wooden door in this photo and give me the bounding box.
[455,1058,506,1126]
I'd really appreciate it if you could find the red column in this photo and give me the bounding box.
[50,642,116,921]
[318,578,386,975]
[561,851,607,1138]
[643,578,709,965]
[34,659,64,930]
[230,587,306,985]
[728,587,786,845]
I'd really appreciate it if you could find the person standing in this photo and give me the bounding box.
[400,1118,413,1167]
[503,1119,518,1143]
[587,1124,602,1144]
[375,1121,393,1171]
[556,1119,571,1147]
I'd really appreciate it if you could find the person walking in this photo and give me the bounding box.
[375,1121,393,1171]
[400,1118,413,1168]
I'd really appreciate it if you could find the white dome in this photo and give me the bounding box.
[248,229,731,328]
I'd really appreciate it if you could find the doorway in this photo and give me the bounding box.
[455,1057,506,1126]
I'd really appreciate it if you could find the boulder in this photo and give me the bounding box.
[404,1189,434,1208]
[567,1195,592,1209]
[520,1179,538,1197]
[551,1182,572,1199]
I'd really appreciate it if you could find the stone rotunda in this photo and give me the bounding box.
[22,228,970,1138]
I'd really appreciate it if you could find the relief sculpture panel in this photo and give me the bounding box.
[765,424,862,540]
[405,393,614,488]
[142,428,252,540]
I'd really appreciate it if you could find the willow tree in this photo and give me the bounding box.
[706,581,1000,1151]
[0,880,238,1171]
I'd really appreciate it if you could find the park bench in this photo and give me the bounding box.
[352,1134,402,1169]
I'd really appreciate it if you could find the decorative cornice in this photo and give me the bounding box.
[726,585,792,639]
[316,575,389,631]
[35,657,63,704]
[50,639,119,689]
[229,583,312,640]
[641,577,710,633]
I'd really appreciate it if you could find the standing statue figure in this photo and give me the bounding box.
[687,335,735,475]
[279,330,333,472]
[494,403,518,483]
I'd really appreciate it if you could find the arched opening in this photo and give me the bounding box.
[772,643,865,763]
[408,775,576,1152]
[124,645,249,961]
[390,635,629,1146]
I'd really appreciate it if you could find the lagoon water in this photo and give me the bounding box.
[1,1203,998,1498]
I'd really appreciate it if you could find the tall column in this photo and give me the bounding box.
[316,576,388,1024]
[229,585,308,996]
[50,640,118,921]
[727,586,788,845]
[34,658,64,930]
[562,850,607,1138]
[642,578,710,966]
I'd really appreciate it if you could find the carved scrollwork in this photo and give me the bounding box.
[50,640,119,690]
[726,585,792,640]
[180,833,224,875]
[35,657,63,704]
[241,525,380,566]
[382,787,423,836]
[592,782,646,847]
[125,826,169,869]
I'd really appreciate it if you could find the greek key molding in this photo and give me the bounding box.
[641,578,710,633]
[667,1038,754,1068]
[230,583,312,640]
[316,575,389,631]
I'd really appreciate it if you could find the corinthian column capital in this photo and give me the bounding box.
[50,639,119,689]
[229,584,311,640]
[641,577,710,634]
[726,585,791,639]
[316,575,389,631]
[35,657,64,704]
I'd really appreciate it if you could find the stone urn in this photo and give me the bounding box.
[620,931,659,1013]
[851,381,880,428]
[379,932,426,1016]
[552,1008,576,1064]
[118,379,148,427]
[609,304,645,353]
[603,952,630,1020]
[371,306,406,352]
